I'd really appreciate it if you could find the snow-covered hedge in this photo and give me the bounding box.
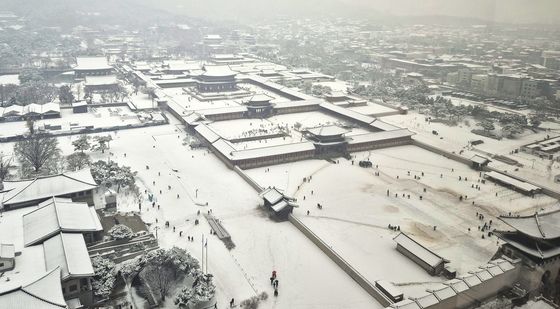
[108,224,133,240]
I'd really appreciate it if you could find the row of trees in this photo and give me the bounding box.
[8,130,137,197]
[0,69,58,106]
[91,247,214,307]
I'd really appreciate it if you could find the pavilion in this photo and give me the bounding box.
[494,210,560,264]
[194,65,237,93]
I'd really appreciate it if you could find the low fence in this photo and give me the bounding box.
[289,214,393,307]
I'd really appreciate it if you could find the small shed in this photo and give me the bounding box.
[393,232,449,276]
[72,101,88,114]
[470,155,490,170]
[0,243,15,271]
[260,187,298,220]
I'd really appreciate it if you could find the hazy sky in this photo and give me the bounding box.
[153,0,560,24]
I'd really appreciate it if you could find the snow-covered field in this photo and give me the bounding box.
[207,111,370,151]
[237,83,293,103]
[5,117,379,309]
[382,110,560,187]
[245,145,557,295]
[162,87,244,110]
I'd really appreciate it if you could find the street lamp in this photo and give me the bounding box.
[195,189,199,198]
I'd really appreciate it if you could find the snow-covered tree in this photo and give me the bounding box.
[91,160,137,192]
[58,85,75,103]
[108,224,133,240]
[91,256,116,299]
[174,273,216,308]
[501,123,524,138]
[477,120,495,133]
[72,135,91,153]
[66,152,91,171]
[174,286,195,308]
[91,135,113,154]
[14,134,62,177]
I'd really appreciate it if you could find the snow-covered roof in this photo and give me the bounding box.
[443,278,469,293]
[1,169,97,207]
[307,125,349,137]
[0,103,60,118]
[75,56,111,71]
[271,200,290,212]
[481,264,504,276]
[71,101,88,108]
[85,75,118,86]
[369,119,400,131]
[489,259,515,272]
[273,99,322,110]
[390,299,421,309]
[0,243,15,259]
[348,129,414,145]
[42,103,61,114]
[42,233,94,280]
[211,139,236,157]
[201,65,237,77]
[23,197,102,247]
[320,102,377,125]
[230,142,316,161]
[471,154,490,165]
[458,273,482,287]
[375,280,402,298]
[0,267,66,308]
[261,187,284,205]
[248,94,273,103]
[3,105,23,116]
[410,292,439,308]
[393,233,448,268]
[197,106,247,116]
[499,209,560,239]
[494,230,560,259]
[194,124,221,144]
[484,171,541,193]
[470,269,493,282]
[427,284,456,301]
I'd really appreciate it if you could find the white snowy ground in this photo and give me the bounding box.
[0,117,380,309]
[129,93,158,110]
[237,83,293,104]
[245,145,558,298]
[0,74,19,85]
[382,110,560,187]
[162,87,245,111]
[313,81,351,93]
[208,111,368,143]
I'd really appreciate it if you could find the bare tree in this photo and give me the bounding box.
[143,265,175,302]
[14,135,61,177]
